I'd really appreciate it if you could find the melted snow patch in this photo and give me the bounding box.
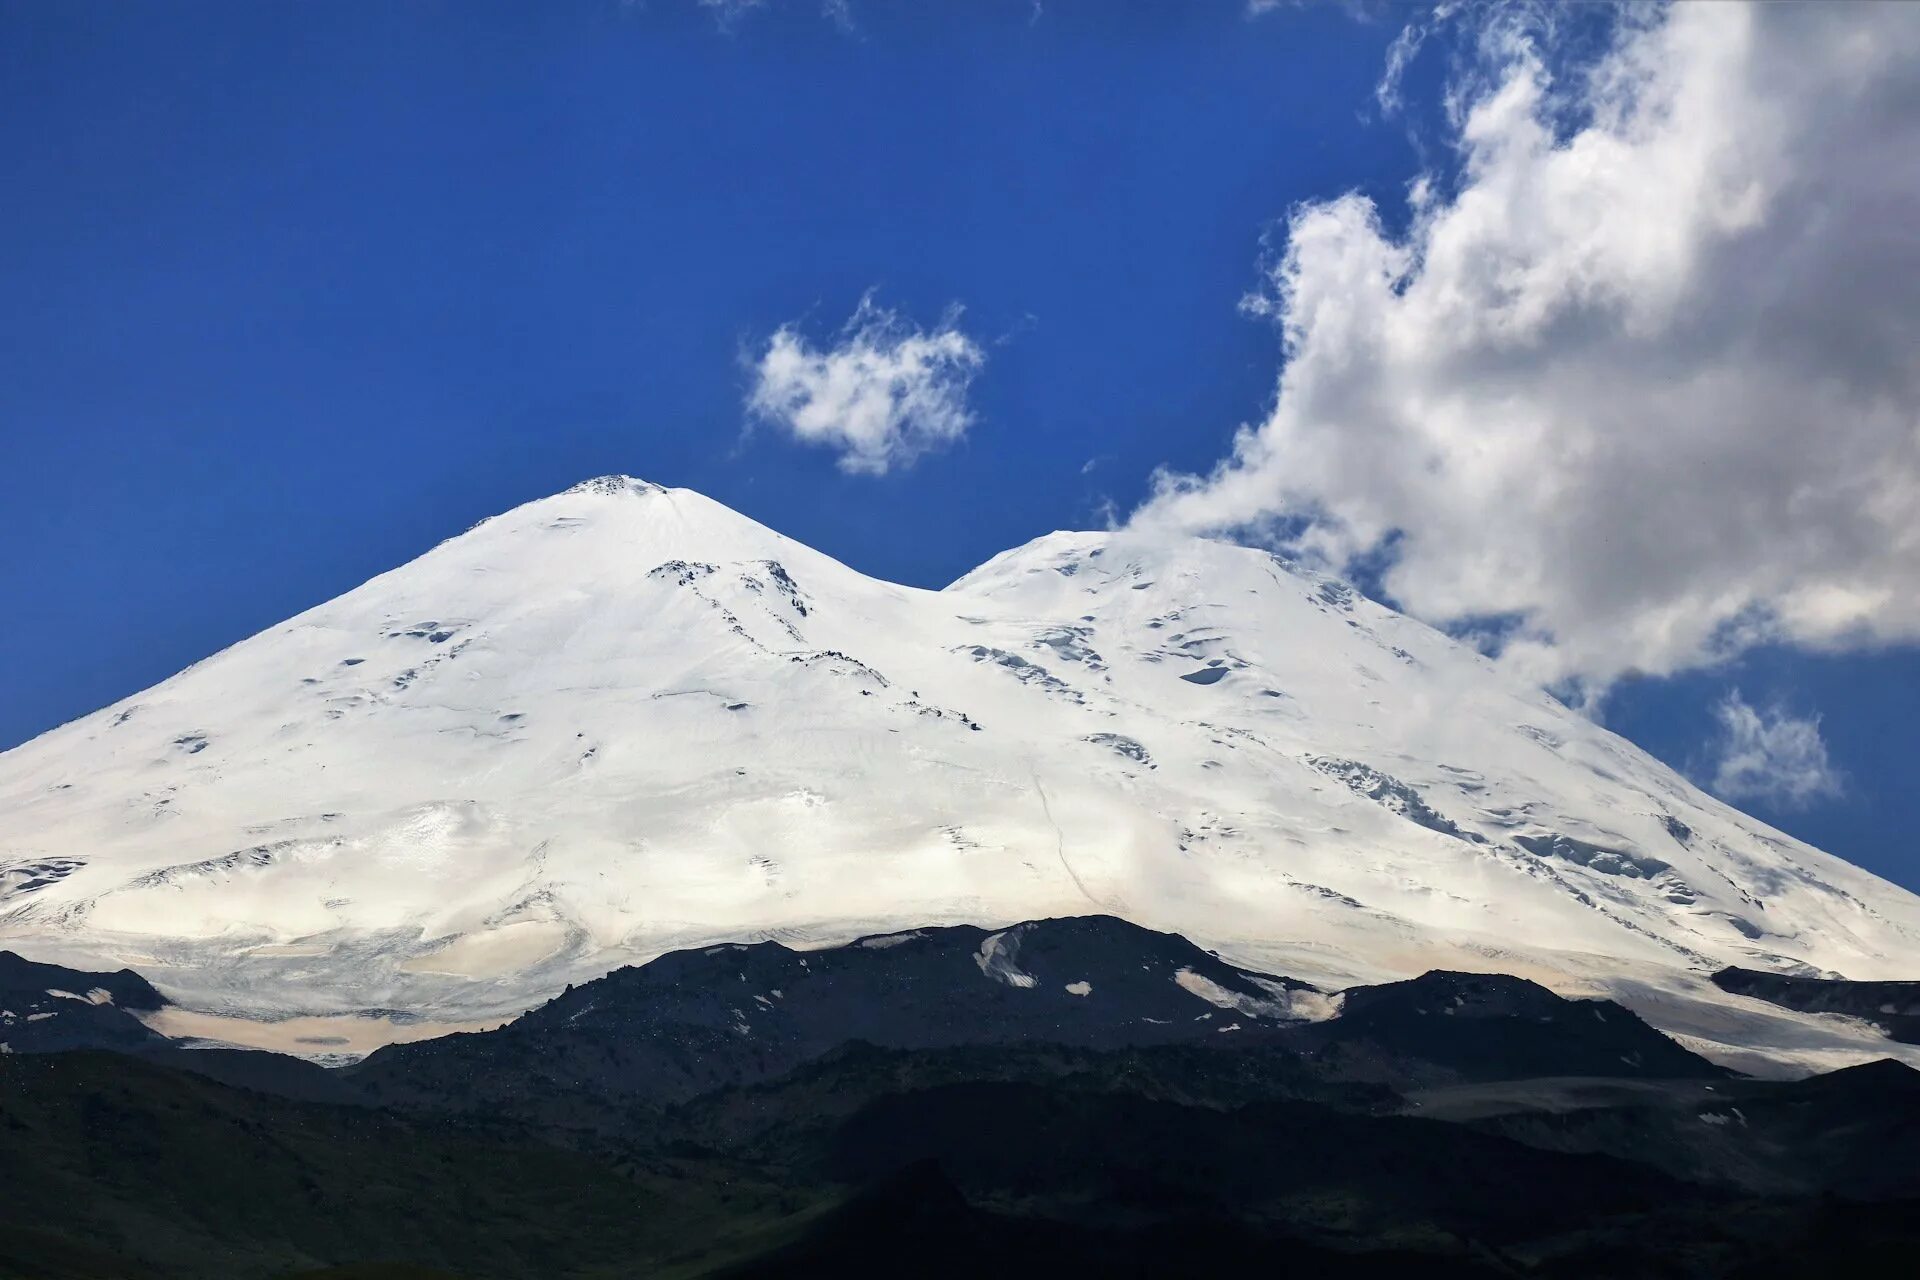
[975,927,1037,989]
[1266,983,1344,1022]
[45,988,118,1006]
[1175,967,1300,1021]
[858,929,928,949]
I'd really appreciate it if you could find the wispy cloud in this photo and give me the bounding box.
[745,294,986,476]
[696,0,764,31]
[1134,5,1920,700]
[697,0,857,32]
[1706,692,1843,810]
[1372,3,1450,118]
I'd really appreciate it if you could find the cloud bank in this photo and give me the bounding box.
[1706,692,1843,810]
[1136,3,1920,696]
[746,295,985,476]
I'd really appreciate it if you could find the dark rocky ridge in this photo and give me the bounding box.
[1714,965,1920,1044]
[2,917,1731,1109]
[0,948,169,1053]
[348,915,1319,1111]
[1294,969,1729,1088]
[342,916,1737,1116]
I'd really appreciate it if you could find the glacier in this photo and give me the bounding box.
[1,475,1916,1070]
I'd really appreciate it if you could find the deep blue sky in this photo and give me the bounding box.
[3,1,1914,889]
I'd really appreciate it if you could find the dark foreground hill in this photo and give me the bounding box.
[6,1043,1920,1280]
[342,916,1725,1122]
[4,917,1920,1278]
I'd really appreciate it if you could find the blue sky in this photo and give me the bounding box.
[3,2,1917,889]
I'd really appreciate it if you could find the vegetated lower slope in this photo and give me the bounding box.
[0,1051,775,1280]
[1460,1056,1920,1202]
[6,1040,1920,1280]
[2,477,1917,1042]
[694,1158,1508,1280]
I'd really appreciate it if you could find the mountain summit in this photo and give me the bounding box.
[2,478,1916,1058]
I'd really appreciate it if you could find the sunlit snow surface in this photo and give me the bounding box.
[2,477,1917,1070]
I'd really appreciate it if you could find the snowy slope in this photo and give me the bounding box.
[2,476,1917,1057]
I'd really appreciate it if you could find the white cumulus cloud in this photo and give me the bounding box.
[1135,3,1920,698]
[745,295,985,476]
[1706,692,1843,810]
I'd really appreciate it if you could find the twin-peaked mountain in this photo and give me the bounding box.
[1,476,1916,1052]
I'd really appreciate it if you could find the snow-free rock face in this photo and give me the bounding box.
[0,950,167,1053]
[1712,967,1920,1044]
[1,477,1917,1043]
[351,914,1330,1109]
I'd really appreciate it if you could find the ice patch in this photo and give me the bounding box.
[1254,976,1342,1021]
[1175,967,1302,1021]
[1064,980,1091,997]
[975,927,1038,989]
[44,988,114,1006]
[857,929,928,949]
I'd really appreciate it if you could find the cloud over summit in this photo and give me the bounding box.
[1137,3,1920,695]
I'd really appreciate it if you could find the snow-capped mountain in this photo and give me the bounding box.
[2,476,1916,1062]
